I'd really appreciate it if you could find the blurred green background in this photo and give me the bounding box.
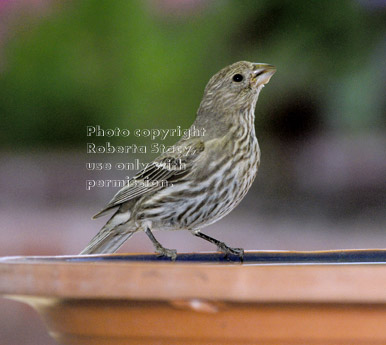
[1,0,384,147]
[0,1,385,343]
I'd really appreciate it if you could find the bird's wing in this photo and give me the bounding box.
[92,139,205,218]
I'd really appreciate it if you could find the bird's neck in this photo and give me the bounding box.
[194,102,257,141]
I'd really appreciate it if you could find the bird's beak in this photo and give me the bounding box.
[251,63,276,87]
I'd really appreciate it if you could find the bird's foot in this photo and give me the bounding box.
[155,246,177,261]
[217,242,244,262]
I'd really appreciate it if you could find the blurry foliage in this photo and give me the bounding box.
[0,0,384,148]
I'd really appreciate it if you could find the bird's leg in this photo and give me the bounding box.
[192,230,244,261]
[144,227,177,260]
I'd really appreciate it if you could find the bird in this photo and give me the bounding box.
[80,61,276,260]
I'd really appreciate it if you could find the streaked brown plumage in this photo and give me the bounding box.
[80,61,276,259]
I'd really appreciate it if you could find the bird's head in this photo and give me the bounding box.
[199,61,276,113]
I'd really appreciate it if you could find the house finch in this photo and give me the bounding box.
[81,61,276,260]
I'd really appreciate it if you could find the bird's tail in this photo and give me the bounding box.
[80,213,135,255]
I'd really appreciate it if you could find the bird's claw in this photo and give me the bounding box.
[155,246,177,261]
[217,242,244,262]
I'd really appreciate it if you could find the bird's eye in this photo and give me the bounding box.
[232,74,244,82]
